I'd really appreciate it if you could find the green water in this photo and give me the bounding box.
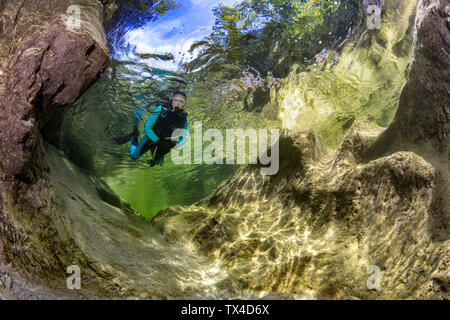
[104,162,240,219]
[45,58,280,219]
[40,0,375,220]
[278,0,417,149]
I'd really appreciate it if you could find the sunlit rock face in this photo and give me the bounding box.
[152,124,447,299]
[276,0,418,149]
[363,0,450,168]
[152,0,449,299]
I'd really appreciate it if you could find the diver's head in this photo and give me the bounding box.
[171,91,186,112]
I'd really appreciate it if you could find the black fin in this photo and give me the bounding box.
[113,132,133,145]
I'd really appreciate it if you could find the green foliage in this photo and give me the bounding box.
[153,0,180,15]
[182,0,358,79]
[136,52,175,61]
[290,0,340,35]
[125,0,180,14]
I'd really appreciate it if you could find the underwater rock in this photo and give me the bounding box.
[151,1,449,299]
[363,0,450,167]
[259,292,296,300]
[276,0,418,148]
[0,0,113,297]
[153,124,448,299]
[361,0,450,255]
[0,0,110,179]
[0,1,239,300]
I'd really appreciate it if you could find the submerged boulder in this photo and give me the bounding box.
[152,123,448,299]
[0,0,110,179]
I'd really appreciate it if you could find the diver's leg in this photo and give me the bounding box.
[146,142,159,167]
[130,135,150,160]
[153,139,174,166]
[139,139,156,157]
[154,157,164,166]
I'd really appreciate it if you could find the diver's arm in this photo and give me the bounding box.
[177,116,189,147]
[144,106,161,142]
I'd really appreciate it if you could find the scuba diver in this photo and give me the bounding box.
[113,91,189,167]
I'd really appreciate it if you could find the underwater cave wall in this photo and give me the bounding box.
[0,0,114,296]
